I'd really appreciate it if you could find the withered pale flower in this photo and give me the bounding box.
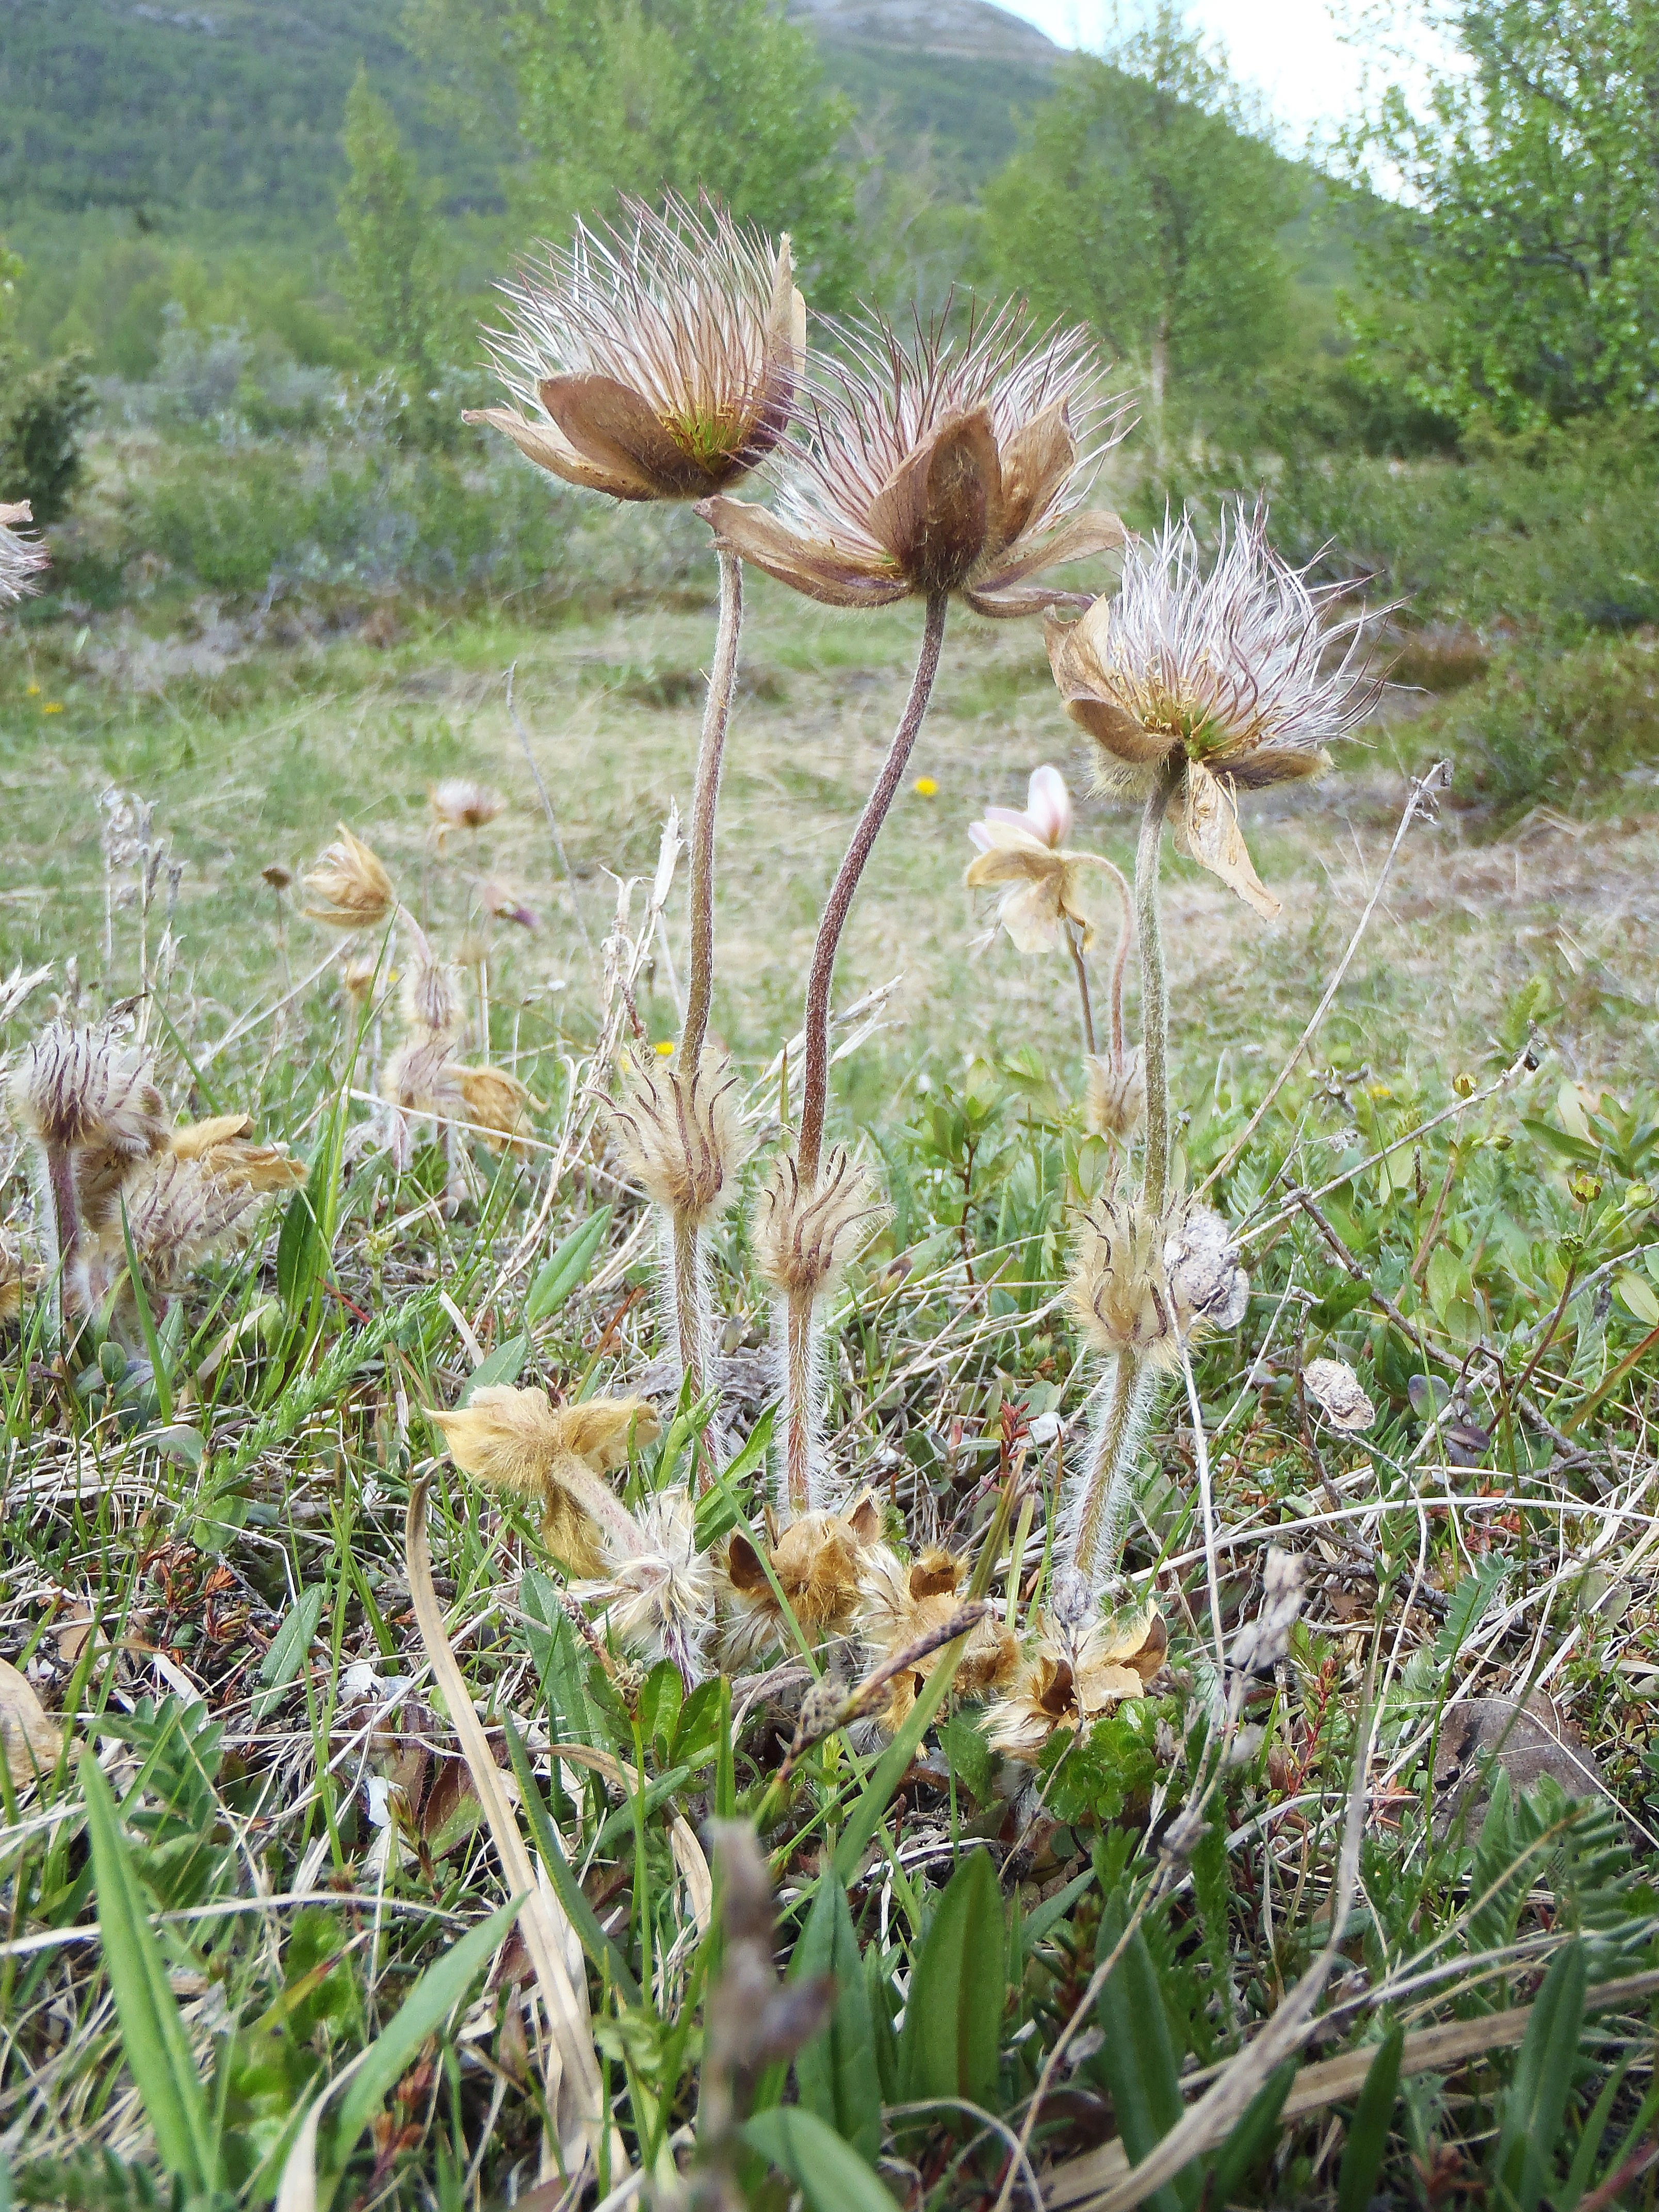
[0,501,47,606]
[857,1545,1018,1731]
[1046,505,1381,918]
[718,1493,882,1668]
[429,778,505,834]
[429,1385,657,1576]
[965,762,1121,952]
[398,918,463,1041]
[1302,1355,1374,1433]
[702,305,1127,615]
[455,1065,532,1154]
[466,193,804,503]
[987,1605,1167,1761]
[302,825,397,932]
[1084,1049,1145,1140]
[167,1114,307,1194]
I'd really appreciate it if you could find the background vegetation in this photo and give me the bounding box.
[4,2,1659,2207]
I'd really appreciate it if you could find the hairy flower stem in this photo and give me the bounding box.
[1066,925,1095,1056]
[1063,1349,1158,1611]
[1136,761,1183,1216]
[40,1145,79,1343]
[783,1287,818,1512]
[797,591,949,1188]
[660,548,743,1420]
[670,1212,710,1410]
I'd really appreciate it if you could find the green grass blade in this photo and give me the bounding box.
[792,1867,882,2164]
[743,2106,896,2210]
[118,1198,172,1426]
[831,1637,966,1887]
[1497,1939,1587,2212]
[499,1713,641,2005]
[897,1846,1002,2114]
[81,1755,216,2193]
[1093,1888,1194,2212]
[525,1207,611,1325]
[1336,2024,1404,2212]
[326,1894,522,2188]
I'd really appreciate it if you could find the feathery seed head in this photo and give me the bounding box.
[302,825,396,932]
[9,1022,165,1159]
[703,303,1129,613]
[467,193,805,503]
[380,1032,464,1119]
[587,1488,715,1685]
[429,777,505,834]
[1084,1049,1145,1138]
[752,1146,886,1303]
[609,1048,752,1228]
[1069,1196,1175,1362]
[1070,1194,1246,1364]
[986,1606,1167,1761]
[0,501,47,607]
[1047,503,1382,918]
[397,919,463,1041]
[97,1153,260,1293]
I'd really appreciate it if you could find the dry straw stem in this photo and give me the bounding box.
[1197,759,1452,1203]
[404,1477,615,2182]
[1044,1965,1659,2211]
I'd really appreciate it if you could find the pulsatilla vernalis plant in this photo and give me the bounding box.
[470,193,806,1411]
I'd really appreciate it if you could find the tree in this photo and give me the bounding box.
[336,66,451,383]
[1350,0,1659,430]
[406,0,861,306]
[982,6,1296,417]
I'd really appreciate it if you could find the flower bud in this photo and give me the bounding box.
[752,1146,885,1302]
[609,1049,751,1228]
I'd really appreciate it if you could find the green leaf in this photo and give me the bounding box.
[520,1568,597,1746]
[275,1182,322,1315]
[1093,1888,1196,2212]
[1615,1268,1659,1325]
[457,1331,527,1405]
[326,1894,522,2191]
[793,1870,882,2165]
[692,1406,775,1549]
[525,1207,611,1326]
[940,1712,996,1808]
[898,1847,1002,2114]
[1207,2060,1294,2203]
[1021,1866,1096,1957]
[1495,1939,1587,2212]
[1433,1558,1507,1667]
[743,2106,895,2211]
[252,1585,326,1720]
[1336,2024,1404,2212]
[82,1757,218,2194]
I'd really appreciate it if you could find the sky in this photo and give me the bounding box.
[997,0,1383,148]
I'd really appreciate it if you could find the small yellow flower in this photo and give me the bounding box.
[42,702,62,714]
[913,776,938,797]
[25,682,39,696]
[1366,1083,1392,1101]
[654,1039,675,1057]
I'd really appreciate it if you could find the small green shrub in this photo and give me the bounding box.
[0,344,95,521]
[1421,635,1659,825]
